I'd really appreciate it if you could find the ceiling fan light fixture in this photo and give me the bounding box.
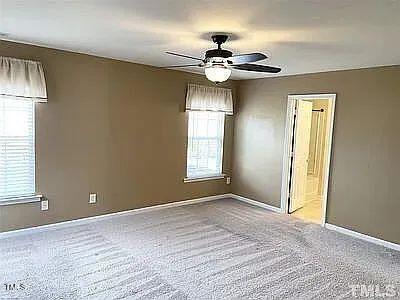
[204,65,231,83]
[165,34,280,80]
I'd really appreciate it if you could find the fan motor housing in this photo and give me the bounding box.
[212,34,229,45]
[205,49,232,60]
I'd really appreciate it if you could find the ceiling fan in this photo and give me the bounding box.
[164,34,281,83]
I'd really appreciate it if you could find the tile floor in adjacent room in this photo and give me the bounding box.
[291,196,323,224]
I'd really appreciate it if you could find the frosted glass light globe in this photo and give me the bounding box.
[205,65,231,83]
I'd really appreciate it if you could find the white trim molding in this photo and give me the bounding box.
[184,174,225,183]
[0,194,43,206]
[229,194,283,213]
[325,223,400,252]
[0,193,283,239]
[2,193,397,253]
[0,194,230,239]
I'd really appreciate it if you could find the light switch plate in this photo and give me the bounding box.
[89,193,97,204]
[226,177,231,185]
[41,200,49,211]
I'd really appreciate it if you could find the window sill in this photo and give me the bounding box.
[0,194,43,206]
[184,174,225,183]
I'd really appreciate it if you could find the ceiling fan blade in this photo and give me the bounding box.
[228,53,267,64]
[165,51,204,61]
[161,64,203,68]
[232,63,281,73]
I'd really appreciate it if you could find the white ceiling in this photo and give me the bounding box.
[1,0,399,79]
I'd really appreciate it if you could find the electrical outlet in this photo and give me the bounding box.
[89,193,97,204]
[226,176,231,185]
[41,200,48,211]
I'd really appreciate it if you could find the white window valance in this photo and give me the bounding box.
[0,56,47,102]
[185,84,233,115]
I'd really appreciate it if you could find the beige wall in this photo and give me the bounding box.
[233,66,400,244]
[1,39,399,245]
[0,40,235,232]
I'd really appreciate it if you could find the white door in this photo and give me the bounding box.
[289,100,313,213]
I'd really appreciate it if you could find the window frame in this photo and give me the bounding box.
[0,96,41,205]
[184,110,226,182]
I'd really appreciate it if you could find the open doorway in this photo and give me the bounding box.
[280,94,336,225]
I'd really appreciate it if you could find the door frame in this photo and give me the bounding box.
[280,93,336,226]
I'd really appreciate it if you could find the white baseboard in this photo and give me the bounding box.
[229,193,283,213]
[325,223,400,252]
[229,195,399,252]
[0,194,230,239]
[0,193,283,239]
[5,193,396,253]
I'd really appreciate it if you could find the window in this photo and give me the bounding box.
[186,111,225,179]
[184,84,232,181]
[0,96,35,199]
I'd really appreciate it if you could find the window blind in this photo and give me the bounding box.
[0,96,35,199]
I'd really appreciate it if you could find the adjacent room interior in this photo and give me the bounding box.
[0,1,399,299]
[287,95,334,224]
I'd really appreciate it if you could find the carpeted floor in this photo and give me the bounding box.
[0,198,399,299]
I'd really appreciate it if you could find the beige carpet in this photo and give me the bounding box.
[0,198,399,299]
